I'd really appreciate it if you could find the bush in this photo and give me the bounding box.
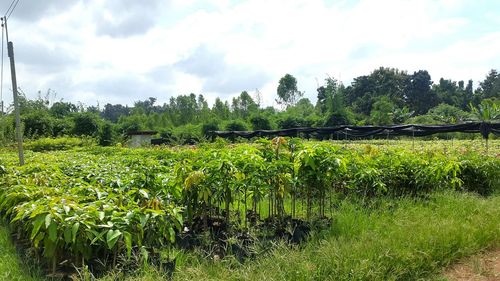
[22,111,54,138]
[98,122,115,146]
[25,137,95,152]
[225,120,248,131]
[201,122,219,137]
[73,112,101,136]
[250,116,272,130]
[173,124,202,144]
[52,118,73,136]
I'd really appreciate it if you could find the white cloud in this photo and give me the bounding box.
[0,0,498,109]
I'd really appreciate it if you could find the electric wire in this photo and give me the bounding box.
[5,0,20,20]
[4,0,16,18]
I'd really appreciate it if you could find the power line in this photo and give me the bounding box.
[4,0,16,18]
[6,0,20,20]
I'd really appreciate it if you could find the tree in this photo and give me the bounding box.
[316,77,338,114]
[250,115,272,130]
[73,112,101,136]
[428,103,471,123]
[232,91,258,118]
[102,103,130,123]
[406,70,436,114]
[22,111,54,138]
[225,120,248,131]
[469,100,499,122]
[50,101,77,118]
[201,122,219,138]
[212,98,230,120]
[391,107,414,124]
[345,67,409,116]
[98,122,114,146]
[370,96,394,125]
[477,69,500,100]
[276,74,303,108]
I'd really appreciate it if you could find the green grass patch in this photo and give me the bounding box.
[0,224,45,281]
[165,192,499,281]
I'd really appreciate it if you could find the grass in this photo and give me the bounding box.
[1,191,498,281]
[94,191,500,281]
[0,224,45,281]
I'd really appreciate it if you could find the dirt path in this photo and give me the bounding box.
[442,248,500,281]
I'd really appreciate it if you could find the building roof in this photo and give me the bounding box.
[126,130,158,136]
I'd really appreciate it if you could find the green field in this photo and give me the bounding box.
[0,139,498,280]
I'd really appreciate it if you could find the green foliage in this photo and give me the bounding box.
[73,112,101,136]
[49,101,77,118]
[428,103,472,123]
[469,100,499,121]
[276,74,303,108]
[99,122,115,146]
[225,120,248,131]
[370,96,394,125]
[172,192,500,281]
[0,140,498,277]
[0,115,15,145]
[250,115,272,130]
[22,111,54,138]
[201,121,219,138]
[172,123,202,143]
[24,137,95,152]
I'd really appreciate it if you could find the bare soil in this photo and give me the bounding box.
[442,248,500,281]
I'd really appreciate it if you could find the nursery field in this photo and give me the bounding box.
[0,139,499,280]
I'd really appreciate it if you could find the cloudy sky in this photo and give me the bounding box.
[1,0,499,109]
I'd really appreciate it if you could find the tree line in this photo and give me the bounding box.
[0,67,498,145]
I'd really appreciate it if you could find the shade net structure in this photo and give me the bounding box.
[209,122,500,140]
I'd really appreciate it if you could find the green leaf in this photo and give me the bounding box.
[30,214,45,240]
[44,237,56,258]
[123,231,132,258]
[48,222,58,242]
[71,222,80,243]
[90,229,107,245]
[106,229,122,250]
[168,227,175,243]
[64,226,72,243]
[34,232,45,248]
[45,213,52,229]
[139,189,149,199]
[98,211,105,221]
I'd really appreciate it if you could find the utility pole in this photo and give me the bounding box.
[2,16,24,165]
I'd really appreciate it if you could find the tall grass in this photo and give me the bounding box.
[0,224,45,281]
[166,192,499,281]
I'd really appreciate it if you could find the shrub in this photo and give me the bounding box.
[72,112,101,136]
[225,120,248,131]
[24,137,95,152]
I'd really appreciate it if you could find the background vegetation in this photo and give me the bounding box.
[0,67,499,145]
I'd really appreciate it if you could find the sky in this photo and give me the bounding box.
[0,0,499,110]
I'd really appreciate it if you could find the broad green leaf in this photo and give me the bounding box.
[71,222,80,243]
[106,229,122,250]
[44,213,52,229]
[34,232,45,248]
[168,227,175,243]
[64,226,72,243]
[30,214,45,240]
[123,231,132,258]
[48,222,58,242]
